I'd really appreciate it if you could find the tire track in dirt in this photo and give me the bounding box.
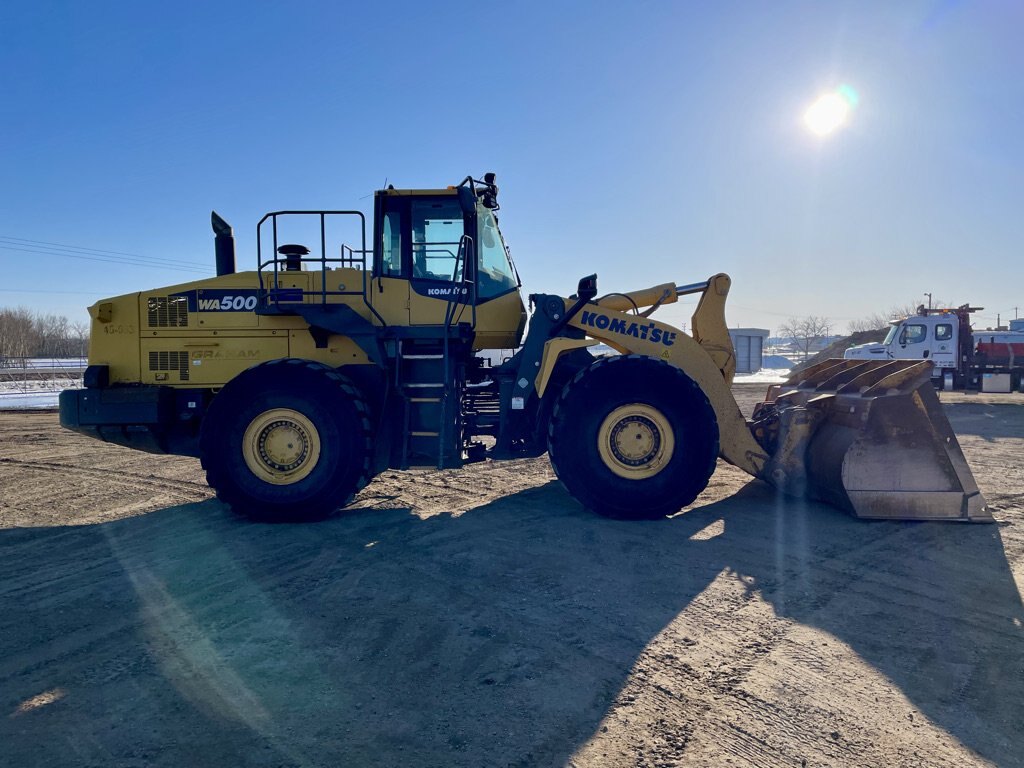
[0,501,294,723]
[1,400,1022,767]
[354,457,556,516]
[0,457,212,496]
[572,490,1023,767]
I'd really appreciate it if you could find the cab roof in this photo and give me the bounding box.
[376,187,459,197]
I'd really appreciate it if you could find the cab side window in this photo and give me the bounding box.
[935,323,953,341]
[900,324,927,344]
[476,208,518,300]
[412,199,465,282]
[380,211,402,276]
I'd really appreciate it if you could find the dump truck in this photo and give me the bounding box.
[60,174,990,522]
[845,304,1024,391]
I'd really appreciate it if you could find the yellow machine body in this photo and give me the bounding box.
[88,269,526,390]
[554,274,989,522]
[62,173,989,523]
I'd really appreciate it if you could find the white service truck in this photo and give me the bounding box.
[845,305,1024,391]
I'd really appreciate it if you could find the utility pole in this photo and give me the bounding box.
[924,292,932,310]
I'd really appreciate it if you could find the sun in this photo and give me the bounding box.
[804,93,850,136]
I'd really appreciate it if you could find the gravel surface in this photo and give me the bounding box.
[0,384,1021,767]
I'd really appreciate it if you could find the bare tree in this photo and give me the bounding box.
[780,315,832,359]
[35,313,72,358]
[70,321,90,357]
[0,307,91,364]
[0,307,38,366]
[847,299,950,333]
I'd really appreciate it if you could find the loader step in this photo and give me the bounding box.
[394,336,464,471]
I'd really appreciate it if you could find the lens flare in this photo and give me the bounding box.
[803,85,858,137]
[804,94,848,136]
[837,84,859,107]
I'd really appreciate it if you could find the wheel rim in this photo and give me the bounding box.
[597,403,675,480]
[242,408,321,485]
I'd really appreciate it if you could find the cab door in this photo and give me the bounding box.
[930,319,957,370]
[368,191,411,327]
[407,196,473,326]
[896,321,931,360]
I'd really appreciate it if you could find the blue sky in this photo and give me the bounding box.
[2,0,1021,333]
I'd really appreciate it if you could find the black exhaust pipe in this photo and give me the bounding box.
[211,211,235,276]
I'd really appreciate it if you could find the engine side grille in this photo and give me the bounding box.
[148,351,190,381]
[147,296,189,328]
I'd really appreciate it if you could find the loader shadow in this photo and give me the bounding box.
[0,482,1021,767]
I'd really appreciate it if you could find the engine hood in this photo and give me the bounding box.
[844,342,890,360]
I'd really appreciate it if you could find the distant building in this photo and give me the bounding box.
[729,328,769,373]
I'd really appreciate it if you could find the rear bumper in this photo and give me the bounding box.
[59,386,203,456]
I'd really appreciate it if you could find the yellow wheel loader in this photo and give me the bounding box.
[59,174,990,522]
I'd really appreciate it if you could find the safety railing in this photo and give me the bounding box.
[0,356,88,372]
[255,210,385,326]
[443,235,477,332]
[0,357,86,405]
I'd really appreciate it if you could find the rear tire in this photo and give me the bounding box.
[200,359,374,522]
[547,354,719,520]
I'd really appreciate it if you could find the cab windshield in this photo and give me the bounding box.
[884,323,900,345]
[476,205,518,300]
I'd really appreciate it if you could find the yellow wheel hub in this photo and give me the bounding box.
[242,408,321,485]
[597,403,675,480]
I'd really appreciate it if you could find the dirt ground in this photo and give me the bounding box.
[0,383,1021,767]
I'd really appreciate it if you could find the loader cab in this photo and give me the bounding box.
[371,177,526,347]
[372,189,471,288]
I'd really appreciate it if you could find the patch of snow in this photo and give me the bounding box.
[0,358,87,371]
[0,379,81,410]
[0,392,63,409]
[734,368,791,384]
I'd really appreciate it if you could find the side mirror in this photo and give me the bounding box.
[576,274,598,302]
[480,172,499,209]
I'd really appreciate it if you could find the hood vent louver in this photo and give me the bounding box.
[147,296,189,328]
[148,351,190,381]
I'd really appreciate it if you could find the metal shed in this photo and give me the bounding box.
[728,328,769,374]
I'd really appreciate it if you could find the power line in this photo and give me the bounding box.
[0,234,207,269]
[0,288,108,295]
[728,302,857,321]
[0,243,208,274]
[0,244,209,274]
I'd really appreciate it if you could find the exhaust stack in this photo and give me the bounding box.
[212,211,235,276]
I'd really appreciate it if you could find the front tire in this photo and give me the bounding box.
[547,355,719,520]
[200,359,374,522]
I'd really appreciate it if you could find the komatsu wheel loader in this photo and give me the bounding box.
[60,174,990,522]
